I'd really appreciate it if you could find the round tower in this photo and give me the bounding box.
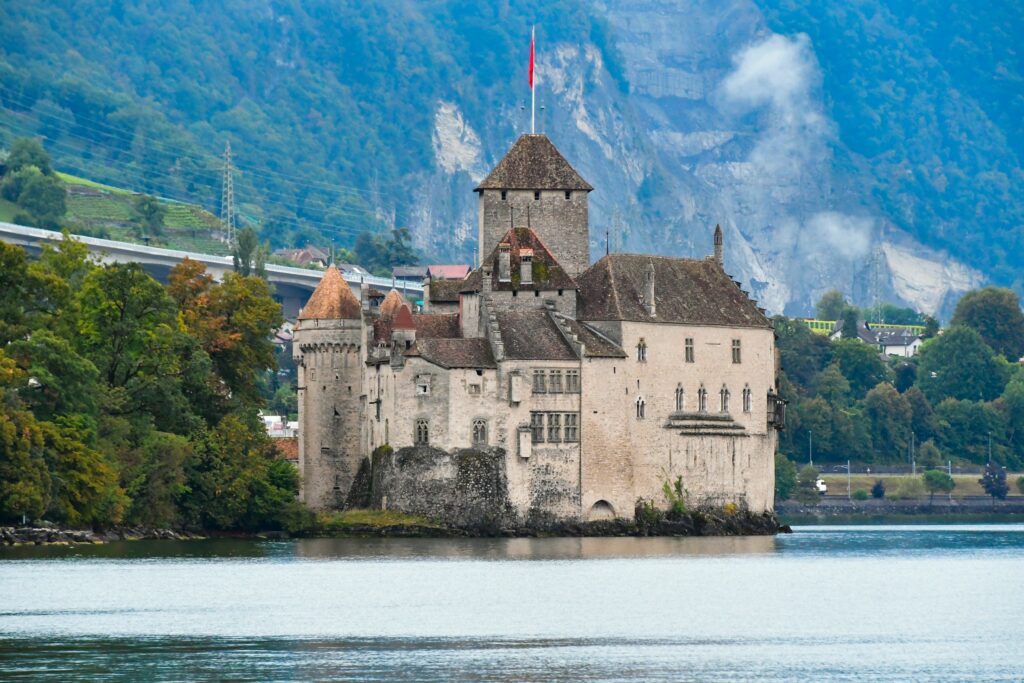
[293,265,365,510]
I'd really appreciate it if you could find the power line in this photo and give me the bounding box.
[220,141,236,247]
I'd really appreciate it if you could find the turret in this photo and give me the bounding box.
[714,224,724,267]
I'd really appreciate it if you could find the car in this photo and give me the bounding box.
[815,478,828,495]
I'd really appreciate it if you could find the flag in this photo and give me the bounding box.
[529,27,535,89]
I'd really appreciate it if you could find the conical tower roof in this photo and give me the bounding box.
[379,289,405,319]
[475,134,592,191]
[298,265,361,320]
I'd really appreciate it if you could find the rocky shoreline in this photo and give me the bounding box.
[1,525,206,546]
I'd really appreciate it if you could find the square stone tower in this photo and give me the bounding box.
[475,134,593,277]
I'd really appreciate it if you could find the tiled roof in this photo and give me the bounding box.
[427,264,471,280]
[406,338,496,369]
[476,134,593,191]
[577,254,772,329]
[274,437,299,462]
[428,279,463,303]
[558,317,627,358]
[413,313,461,339]
[393,266,428,280]
[379,289,405,318]
[462,228,577,293]
[496,310,578,361]
[393,304,416,330]
[298,265,361,320]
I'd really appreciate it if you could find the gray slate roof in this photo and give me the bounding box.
[495,310,578,361]
[577,254,772,328]
[405,338,496,369]
[475,134,593,191]
[462,228,577,294]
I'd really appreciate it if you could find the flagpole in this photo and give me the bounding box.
[531,26,536,134]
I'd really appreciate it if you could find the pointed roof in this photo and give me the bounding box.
[298,265,362,320]
[475,134,593,191]
[379,289,405,318]
[393,304,416,331]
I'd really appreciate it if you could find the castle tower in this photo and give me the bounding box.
[713,224,724,267]
[475,134,593,277]
[293,265,365,510]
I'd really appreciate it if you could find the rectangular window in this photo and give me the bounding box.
[500,190,507,201]
[534,190,541,201]
[310,368,317,380]
[532,369,546,393]
[547,413,561,443]
[468,383,481,395]
[531,412,545,443]
[564,190,572,200]
[548,370,563,393]
[685,338,694,363]
[564,413,579,442]
[732,339,742,364]
[565,370,580,393]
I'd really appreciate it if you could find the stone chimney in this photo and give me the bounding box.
[713,224,723,267]
[642,261,656,317]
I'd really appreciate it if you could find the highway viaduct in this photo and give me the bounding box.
[0,222,423,318]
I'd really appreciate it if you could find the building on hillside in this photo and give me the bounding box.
[830,319,923,357]
[273,245,330,268]
[293,134,784,525]
[427,264,471,280]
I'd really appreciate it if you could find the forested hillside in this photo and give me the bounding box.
[1,0,1021,317]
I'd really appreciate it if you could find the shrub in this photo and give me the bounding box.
[895,477,926,500]
[723,501,739,516]
[1017,476,1024,496]
[852,489,869,501]
[775,453,797,501]
[662,475,687,517]
[793,465,821,505]
[871,479,886,499]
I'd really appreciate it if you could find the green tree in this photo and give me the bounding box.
[905,387,938,441]
[922,315,940,339]
[131,194,167,238]
[40,417,127,527]
[916,326,1010,403]
[0,351,50,523]
[233,226,269,278]
[831,338,889,398]
[121,431,191,528]
[773,316,832,391]
[840,306,860,340]
[917,439,943,469]
[922,469,955,503]
[935,399,1010,466]
[775,453,797,501]
[1016,475,1024,495]
[812,363,851,405]
[871,479,886,499]
[7,331,100,420]
[863,383,911,463]
[951,287,1024,361]
[3,137,52,175]
[794,465,821,504]
[816,289,847,320]
[17,172,66,227]
[979,462,1009,504]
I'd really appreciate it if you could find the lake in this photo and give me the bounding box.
[1,525,1022,681]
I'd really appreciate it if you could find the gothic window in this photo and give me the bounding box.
[548,369,563,393]
[564,413,579,442]
[720,386,730,413]
[635,396,646,419]
[743,385,752,413]
[472,419,488,446]
[531,412,545,444]
[637,339,648,362]
[547,413,561,442]
[698,386,708,413]
[415,419,429,445]
[566,370,580,393]
[532,369,547,393]
[732,339,742,364]
[685,338,695,363]
[675,384,684,411]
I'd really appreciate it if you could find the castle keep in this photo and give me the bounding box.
[294,134,784,524]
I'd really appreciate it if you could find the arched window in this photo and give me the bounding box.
[635,396,646,419]
[743,385,752,413]
[472,419,488,446]
[637,339,648,362]
[720,386,730,413]
[698,386,708,413]
[674,384,684,411]
[415,419,429,445]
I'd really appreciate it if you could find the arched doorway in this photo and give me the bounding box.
[587,500,616,521]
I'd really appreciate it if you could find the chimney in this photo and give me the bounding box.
[713,224,723,267]
[642,261,656,317]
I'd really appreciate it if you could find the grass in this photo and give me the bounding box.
[315,509,440,531]
[56,171,132,194]
[820,473,1024,499]
[0,197,19,222]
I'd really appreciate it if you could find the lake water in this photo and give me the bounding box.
[1,525,1022,681]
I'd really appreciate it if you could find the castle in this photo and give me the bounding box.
[293,134,784,525]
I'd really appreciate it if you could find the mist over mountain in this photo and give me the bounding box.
[1,0,1020,318]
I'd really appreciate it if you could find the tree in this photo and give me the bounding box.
[922,469,955,503]
[979,462,1009,505]
[131,194,167,238]
[894,361,916,393]
[40,417,127,527]
[916,326,1010,403]
[905,387,938,442]
[233,226,269,278]
[840,306,860,340]
[816,289,847,320]
[951,287,1024,361]
[917,440,942,469]
[831,339,889,398]
[922,315,940,339]
[0,350,50,523]
[4,137,52,175]
[863,383,911,463]
[773,316,832,391]
[871,479,886,499]
[794,465,821,504]
[812,363,851,405]
[7,331,100,420]
[775,453,797,501]
[16,172,66,227]
[1016,475,1024,496]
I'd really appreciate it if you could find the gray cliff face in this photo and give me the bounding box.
[417,0,981,317]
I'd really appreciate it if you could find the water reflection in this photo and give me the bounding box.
[291,535,779,561]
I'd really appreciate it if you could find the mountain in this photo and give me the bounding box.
[1,0,1021,318]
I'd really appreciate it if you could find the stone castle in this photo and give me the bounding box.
[293,134,784,525]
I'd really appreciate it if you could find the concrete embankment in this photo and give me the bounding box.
[777,496,1024,521]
